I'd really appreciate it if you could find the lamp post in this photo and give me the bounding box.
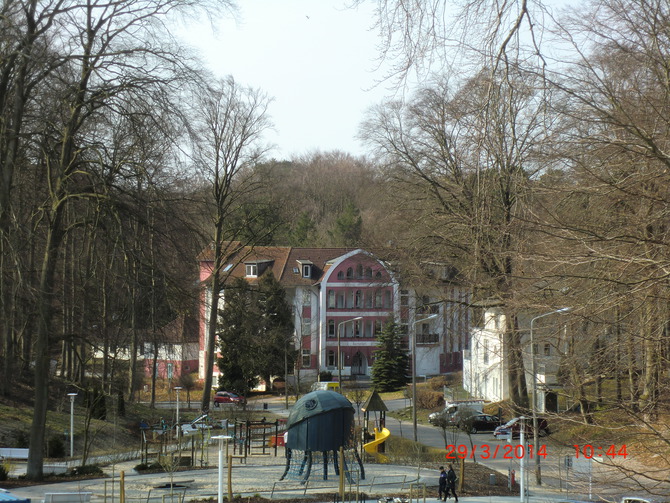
[212,435,233,503]
[337,317,362,392]
[412,314,438,442]
[67,393,77,458]
[174,386,182,443]
[529,307,571,486]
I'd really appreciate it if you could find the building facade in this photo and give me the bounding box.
[198,244,471,384]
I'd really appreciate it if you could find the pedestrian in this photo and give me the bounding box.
[438,466,448,501]
[446,463,458,502]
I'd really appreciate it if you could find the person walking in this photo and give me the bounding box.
[446,463,458,502]
[438,466,448,501]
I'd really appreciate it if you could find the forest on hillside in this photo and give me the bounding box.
[1,0,669,482]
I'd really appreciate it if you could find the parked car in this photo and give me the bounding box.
[457,414,502,434]
[213,391,245,406]
[493,417,549,438]
[428,400,486,426]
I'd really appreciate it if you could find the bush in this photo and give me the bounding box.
[47,435,66,458]
[318,371,333,382]
[0,462,8,481]
[416,389,444,409]
[69,465,103,476]
[427,375,448,391]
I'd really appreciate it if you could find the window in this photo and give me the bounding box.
[374,290,383,308]
[327,290,336,308]
[365,267,372,278]
[354,320,361,337]
[365,321,374,338]
[374,320,383,335]
[346,291,354,309]
[400,289,409,307]
[483,340,489,364]
[544,343,551,356]
[337,270,344,279]
[327,350,336,367]
[355,290,362,308]
[302,318,311,336]
[346,267,353,278]
[328,320,335,337]
[365,292,373,308]
[302,264,312,278]
[356,264,363,278]
[337,293,345,308]
[166,363,173,379]
[375,271,382,278]
[384,290,392,308]
[245,263,258,277]
[301,349,311,368]
[302,289,311,306]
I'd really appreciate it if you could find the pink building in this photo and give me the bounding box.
[197,245,470,384]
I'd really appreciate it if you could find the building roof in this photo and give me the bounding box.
[199,245,369,288]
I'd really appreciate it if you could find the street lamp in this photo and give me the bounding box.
[529,307,571,487]
[337,317,362,392]
[67,393,77,458]
[412,314,438,442]
[174,386,182,442]
[212,434,233,503]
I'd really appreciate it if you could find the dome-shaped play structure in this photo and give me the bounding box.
[279,390,365,484]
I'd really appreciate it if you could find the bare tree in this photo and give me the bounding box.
[192,76,273,411]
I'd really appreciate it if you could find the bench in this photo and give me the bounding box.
[0,448,29,460]
[44,492,92,502]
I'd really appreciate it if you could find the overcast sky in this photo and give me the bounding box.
[176,1,390,159]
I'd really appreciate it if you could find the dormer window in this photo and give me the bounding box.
[245,263,258,277]
[297,260,313,279]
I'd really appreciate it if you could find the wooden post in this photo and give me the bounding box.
[120,470,125,503]
[339,446,345,501]
[227,454,233,501]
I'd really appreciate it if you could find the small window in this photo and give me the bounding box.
[374,320,383,335]
[327,350,336,367]
[356,264,363,278]
[337,271,344,279]
[354,320,361,337]
[302,289,311,305]
[400,289,409,307]
[365,267,372,278]
[346,267,353,278]
[328,320,335,337]
[293,267,300,274]
[354,290,362,308]
[302,318,311,336]
[223,263,233,272]
[245,263,258,277]
[301,349,311,368]
[328,290,336,308]
[302,264,312,278]
[375,271,382,278]
[544,343,551,356]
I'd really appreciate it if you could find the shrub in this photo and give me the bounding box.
[47,435,66,458]
[427,375,448,391]
[69,465,103,476]
[318,371,333,382]
[416,389,444,409]
[0,462,8,481]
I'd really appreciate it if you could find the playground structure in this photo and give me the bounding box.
[279,390,364,485]
[232,418,286,459]
[361,390,390,463]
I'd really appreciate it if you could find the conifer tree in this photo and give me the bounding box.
[371,321,409,392]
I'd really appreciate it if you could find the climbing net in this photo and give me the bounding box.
[280,448,365,484]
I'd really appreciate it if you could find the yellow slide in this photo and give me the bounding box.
[363,427,390,463]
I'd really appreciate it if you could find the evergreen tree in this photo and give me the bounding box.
[256,273,296,388]
[330,201,362,246]
[216,274,295,395]
[371,321,410,392]
[217,278,259,395]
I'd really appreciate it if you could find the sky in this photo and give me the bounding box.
[176,1,391,159]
